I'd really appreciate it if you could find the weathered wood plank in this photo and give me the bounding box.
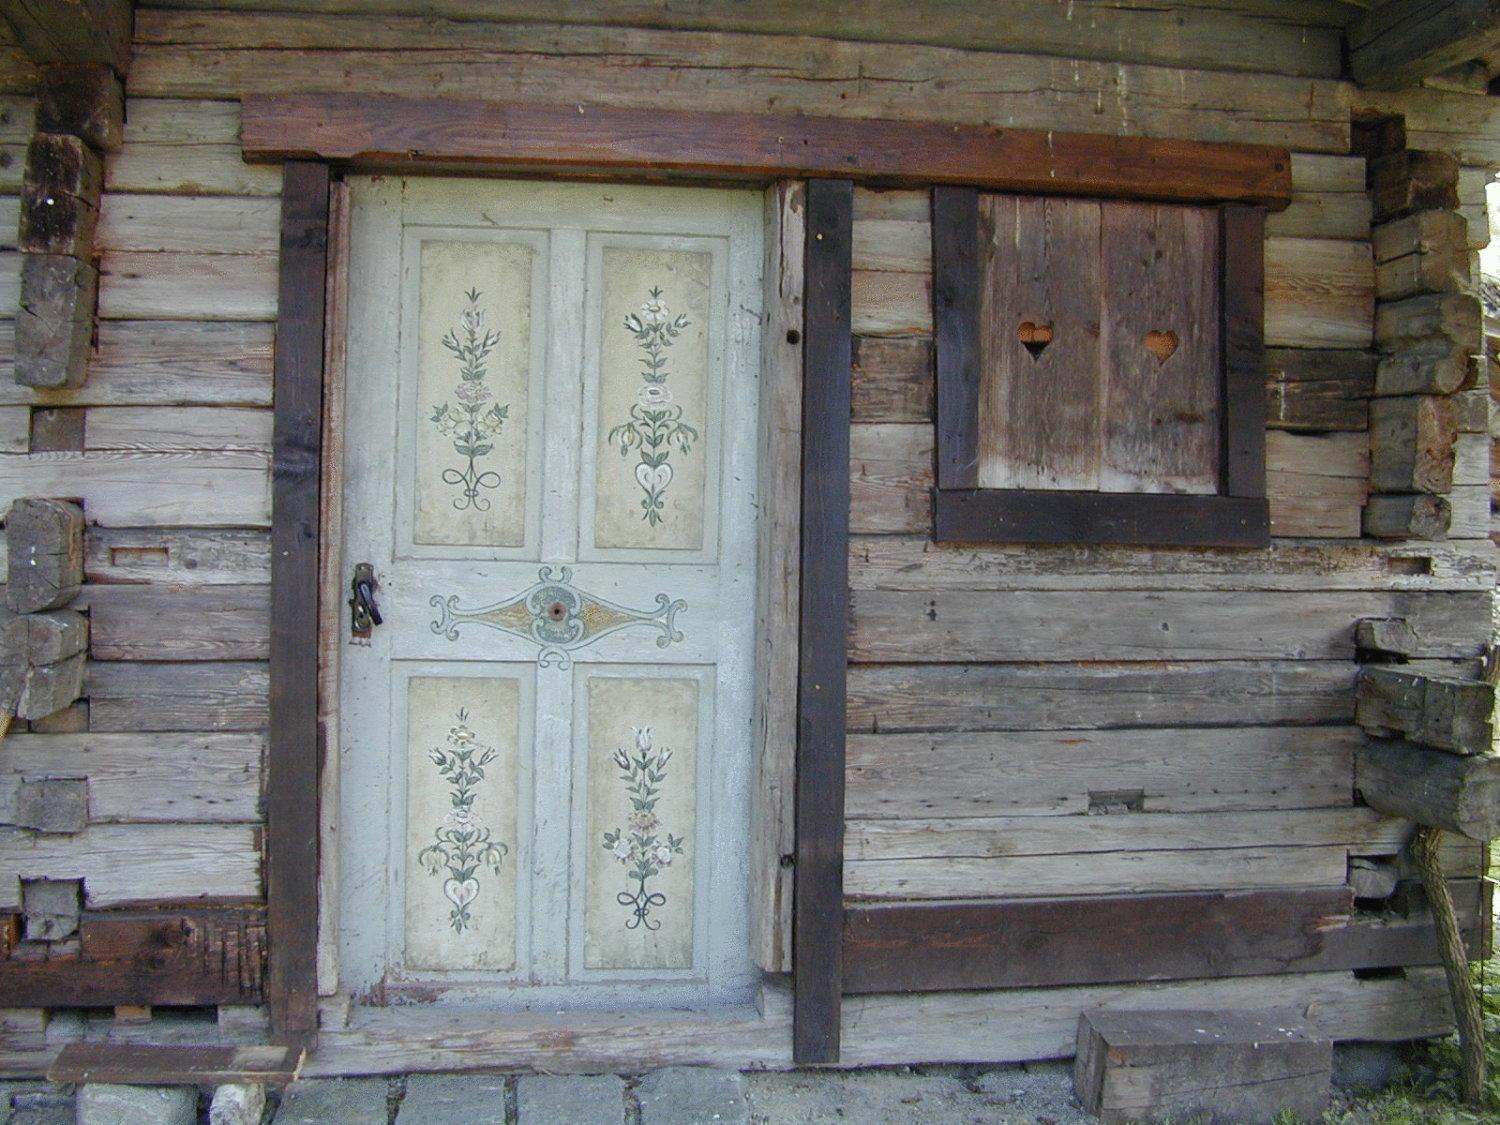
[1,0,131,74]
[847,537,1499,593]
[932,490,1268,548]
[85,527,270,586]
[149,21,1351,153]
[977,194,1101,491]
[847,661,1359,734]
[1356,666,1495,754]
[1349,0,1500,91]
[848,589,1490,663]
[86,406,273,451]
[131,5,1346,79]
[930,186,977,490]
[1,732,263,822]
[5,495,81,611]
[1100,201,1220,493]
[85,660,269,732]
[97,194,281,254]
[0,451,270,526]
[749,180,802,974]
[0,824,261,910]
[846,808,1403,860]
[76,584,269,661]
[851,336,931,424]
[36,62,123,154]
[49,1043,300,1086]
[15,252,95,388]
[1268,155,1372,240]
[97,251,278,320]
[845,843,1352,899]
[846,726,1362,822]
[851,269,929,337]
[0,905,266,1008]
[852,218,929,273]
[106,99,282,197]
[1265,347,1373,432]
[0,320,273,407]
[1357,740,1500,840]
[1264,237,1374,349]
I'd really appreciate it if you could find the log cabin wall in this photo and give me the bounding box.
[0,1,1496,1070]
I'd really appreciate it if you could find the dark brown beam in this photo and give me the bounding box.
[0,906,264,1007]
[1350,0,1500,90]
[240,95,1293,210]
[267,160,329,1044]
[794,178,853,1066]
[843,884,1489,994]
[0,0,131,75]
[933,489,1270,548]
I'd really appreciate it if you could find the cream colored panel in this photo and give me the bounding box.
[414,240,533,546]
[594,247,711,549]
[404,675,520,972]
[585,676,698,970]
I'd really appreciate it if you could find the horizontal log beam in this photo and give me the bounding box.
[842,884,1488,993]
[240,95,1293,209]
[1350,0,1500,91]
[48,1043,302,1087]
[0,905,265,1007]
[1357,740,1500,840]
[932,489,1270,548]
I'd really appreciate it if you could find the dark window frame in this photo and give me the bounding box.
[930,186,1270,548]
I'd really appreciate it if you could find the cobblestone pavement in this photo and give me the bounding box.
[3,1064,1094,1124]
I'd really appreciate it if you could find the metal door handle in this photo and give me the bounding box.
[349,562,382,637]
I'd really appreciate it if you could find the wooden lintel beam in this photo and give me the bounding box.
[1350,0,1500,90]
[240,95,1293,210]
[0,0,132,75]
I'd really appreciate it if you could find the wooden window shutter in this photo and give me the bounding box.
[931,187,1269,547]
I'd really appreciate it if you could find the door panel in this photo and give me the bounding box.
[339,177,762,1008]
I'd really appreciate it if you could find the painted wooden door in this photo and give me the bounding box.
[338,178,763,1008]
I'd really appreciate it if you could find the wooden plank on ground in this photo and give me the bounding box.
[49,1043,302,1087]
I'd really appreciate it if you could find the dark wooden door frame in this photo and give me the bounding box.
[267,160,331,1043]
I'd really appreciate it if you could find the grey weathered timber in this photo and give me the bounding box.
[1357,740,1500,840]
[1349,857,1400,900]
[20,877,79,939]
[1355,618,1422,657]
[1357,666,1495,754]
[15,650,83,718]
[1349,0,1500,91]
[11,776,87,831]
[1073,1009,1331,1124]
[1363,493,1452,540]
[15,253,96,389]
[1369,395,1457,494]
[1369,151,1461,223]
[18,608,86,663]
[5,498,83,612]
[19,132,101,257]
[36,62,124,153]
[0,0,134,74]
[1264,347,1373,431]
[1373,210,1470,303]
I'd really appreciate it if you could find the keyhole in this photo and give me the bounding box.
[548,601,568,621]
[1017,320,1054,360]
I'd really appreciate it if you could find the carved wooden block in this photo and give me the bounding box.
[37,63,124,154]
[1374,292,1480,397]
[1357,740,1500,840]
[1362,493,1451,540]
[1373,211,1470,302]
[13,776,88,833]
[1355,617,1421,657]
[16,652,85,720]
[1357,666,1495,755]
[21,878,81,942]
[1369,150,1460,223]
[16,253,97,389]
[1074,1008,1331,1124]
[19,133,102,258]
[6,498,84,613]
[1370,395,1457,494]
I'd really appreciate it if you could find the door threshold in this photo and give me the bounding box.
[305,981,793,1076]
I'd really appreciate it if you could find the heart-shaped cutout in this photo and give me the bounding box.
[635,461,673,494]
[1017,321,1054,360]
[1143,329,1179,365]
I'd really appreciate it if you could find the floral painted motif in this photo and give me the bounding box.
[431,288,510,511]
[601,726,685,931]
[607,288,699,526]
[417,710,510,933]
